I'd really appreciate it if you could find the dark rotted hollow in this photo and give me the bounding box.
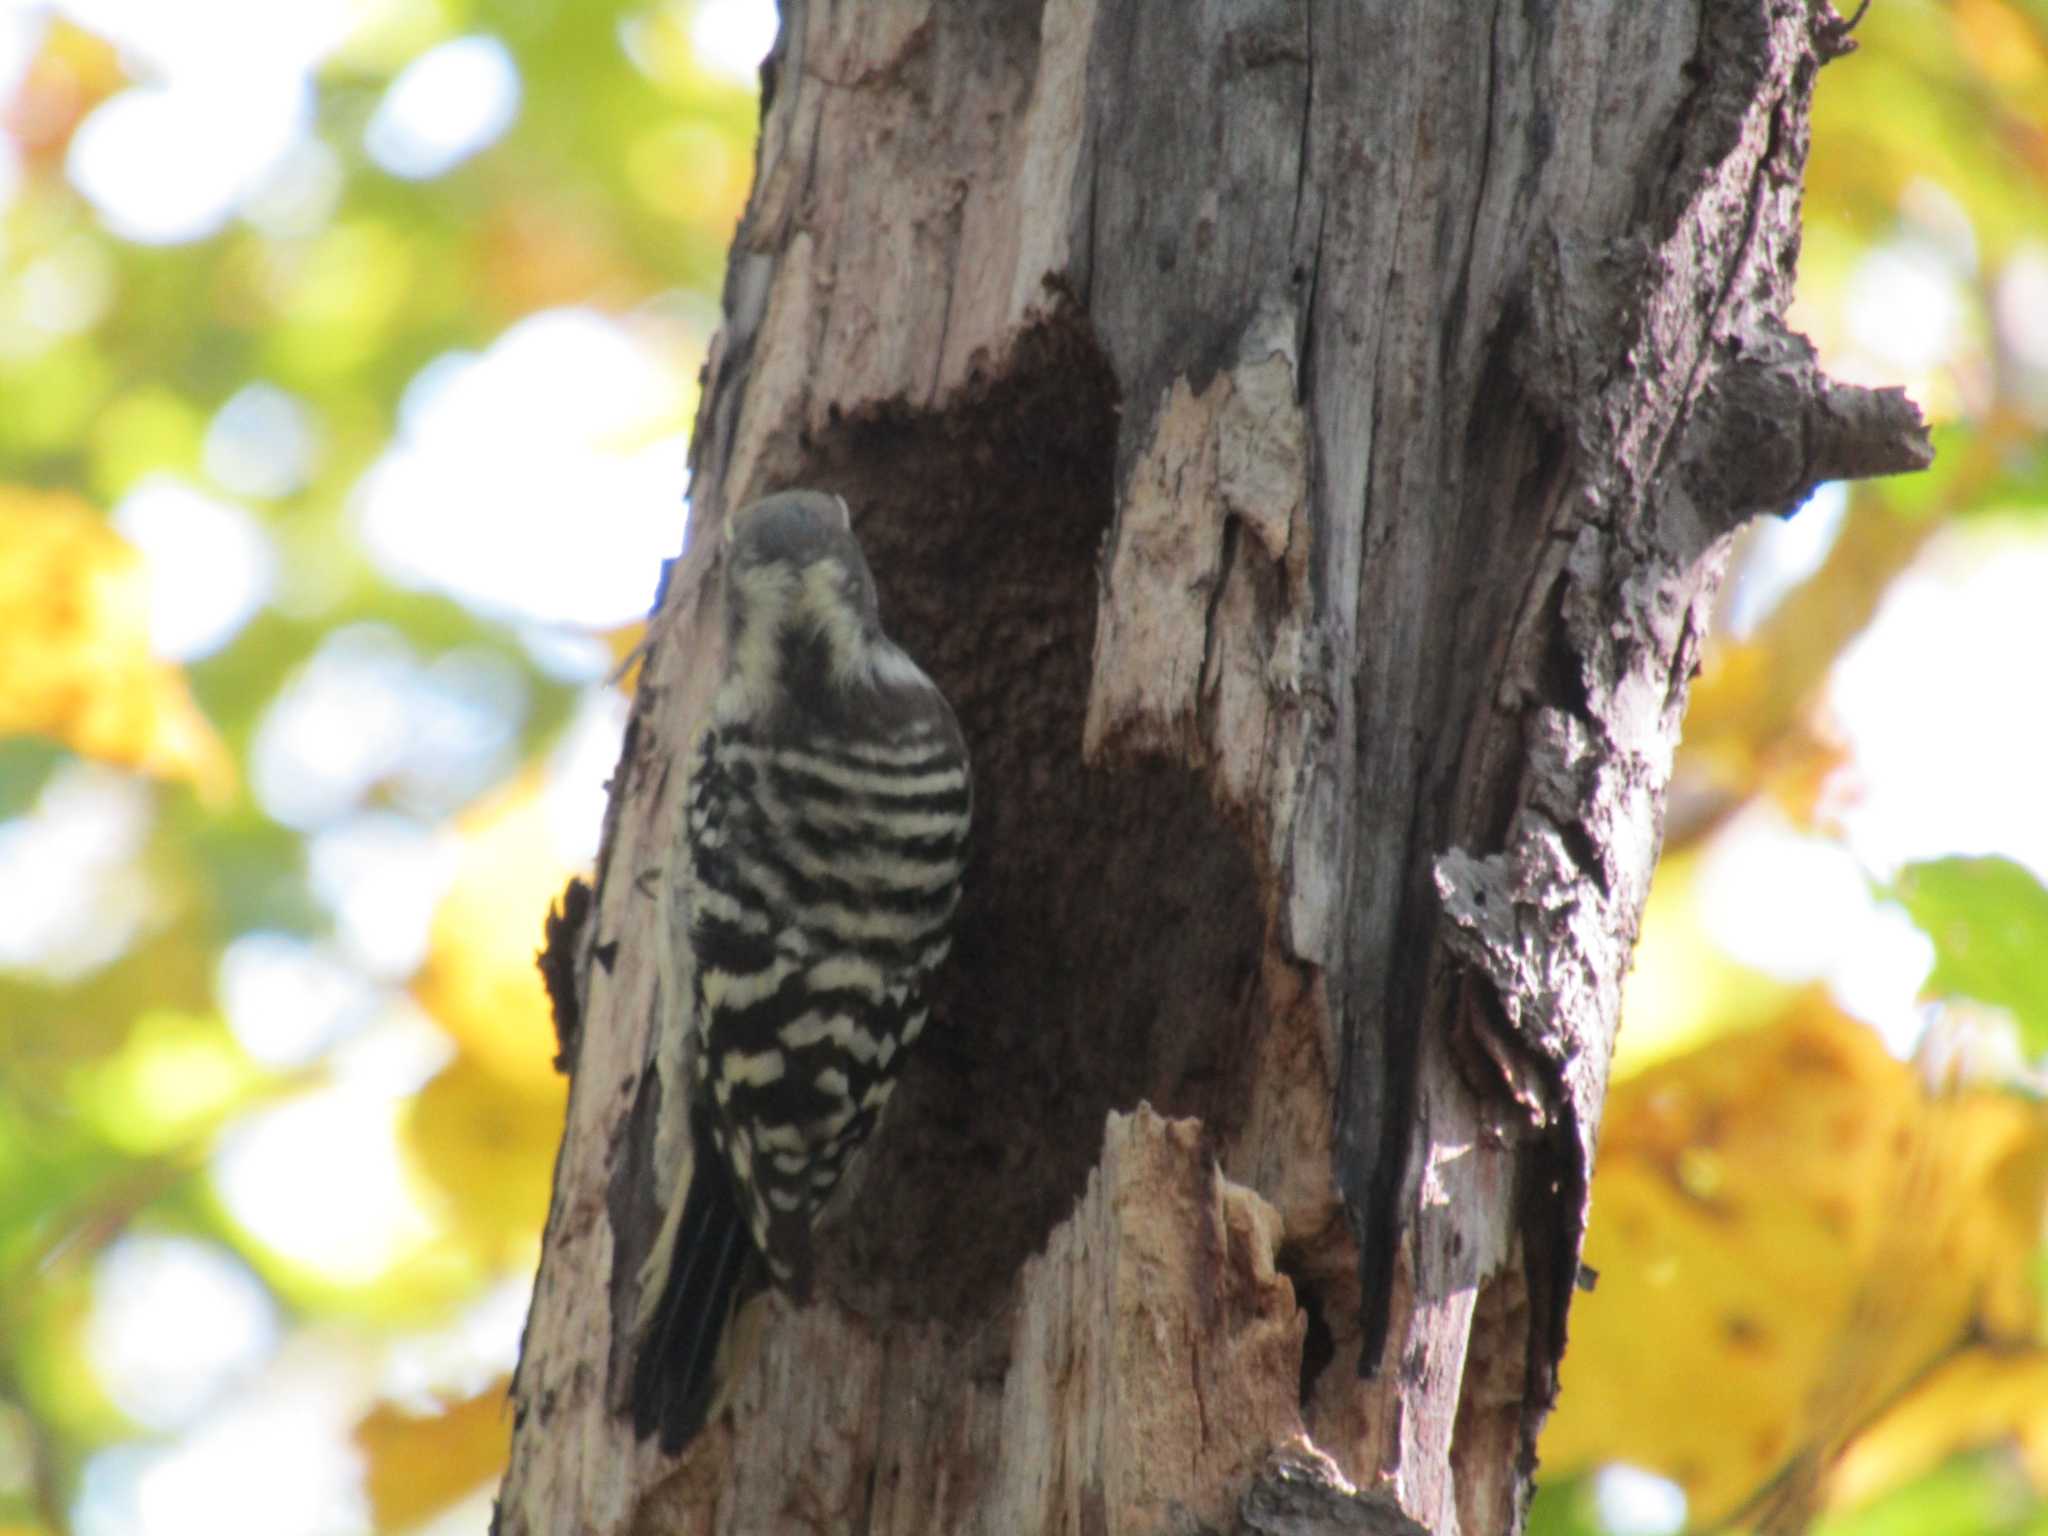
[785,311,1271,1320]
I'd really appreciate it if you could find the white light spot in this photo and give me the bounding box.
[213,1083,441,1284]
[306,811,458,979]
[394,647,528,818]
[68,77,310,245]
[1900,177,1978,274]
[0,13,44,106]
[1843,240,1966,377]
[365,35,521,180]
[252,626,526,828]
[56,0,358,82]
[1829,524,2048,880]
[357,309,687,626]
[204,384,320,501]
[518,624,615,682]
[1830,904,1937,1058]
[72,1359,371,1536]
[323,995,454,1099]
[1594,1464,1687,1536]
[1995,244,2048,376]
[1695,805,1933,1051]
[1720,481,1848,638]
[0,139,21,222]
[382,1276,532,1408]
[252,627,416,827]
[546,688,629,864]
[239,134,344,240]
[218,933,379,1068]
[692,0,779,81]
[88,1236,278,1431]
[0,764,156,979]
[113,477,276,661]
[412,1486,497,1536]
[8,235,116,343]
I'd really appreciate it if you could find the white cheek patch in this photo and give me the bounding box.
[799,562,874,687]
[722,563,799,717]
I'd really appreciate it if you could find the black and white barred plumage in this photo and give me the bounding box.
[630,490,970,1453]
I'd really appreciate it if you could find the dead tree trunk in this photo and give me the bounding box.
[499,4,1927,1533]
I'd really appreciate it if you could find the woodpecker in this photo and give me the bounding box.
[630,489,971,1452]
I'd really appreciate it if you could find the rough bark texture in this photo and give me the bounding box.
[499,3,1928,1534]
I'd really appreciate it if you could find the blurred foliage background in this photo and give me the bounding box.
[0,1,2042,1533]
[0,0,761,1530]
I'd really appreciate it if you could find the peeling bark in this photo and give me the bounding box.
[499,4,1929,1534]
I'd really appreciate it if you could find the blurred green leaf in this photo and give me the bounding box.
[1525,1473,1609,1536]
[1895,856,2048,1052]
[1812,1450,2047,1536]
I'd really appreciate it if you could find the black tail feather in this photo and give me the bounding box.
[630,1123,755,1452]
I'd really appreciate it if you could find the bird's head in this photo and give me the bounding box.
[718,490,918,721]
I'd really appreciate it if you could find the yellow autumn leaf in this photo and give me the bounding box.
[0,487,231,797]
[1825,1346,2048,1513]
[1951,0,2048,90]
[355,1379,513,1532]
[412,772,580,1097]
[1543,994,2048,1527]
[406,773,575,1260]
[404,1056,561,1263]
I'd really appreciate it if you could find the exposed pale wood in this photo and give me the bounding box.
[622,1107,1300,1536]
[498,3,1930,1533]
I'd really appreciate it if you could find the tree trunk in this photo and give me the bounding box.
[498,4,1928,1534]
